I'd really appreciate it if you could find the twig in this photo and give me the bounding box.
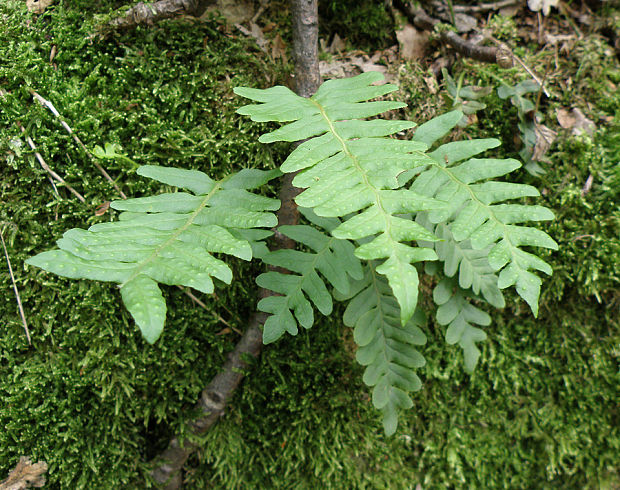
[31,91,127,199]
[449,0,520,13]
[0,228,30,345]
[17,122,86,203]
[395,1,505,65]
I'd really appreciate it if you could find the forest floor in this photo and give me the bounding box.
[1,0,619,488]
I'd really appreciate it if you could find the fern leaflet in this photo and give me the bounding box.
[26,166,280,343]
[257,209,363,343]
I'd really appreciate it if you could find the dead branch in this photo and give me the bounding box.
[105,0,214,30]
[394,0,512,66]
[0,457,47,490]
[149,1,321,488]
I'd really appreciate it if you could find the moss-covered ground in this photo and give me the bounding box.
[1,0,618,488]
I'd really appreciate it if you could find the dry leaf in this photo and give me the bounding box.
[396,24,428,61]
[94,201,110,216]
[532,122,557,161]
[454,13,477,33]
[215,0,254,24]
[556,108,596,136]
[329,33,345,53]
[423,75,438,94]
[271,34,287,63]
[26,0,54,14]
[582,174,593,195]
[0,456,47,490]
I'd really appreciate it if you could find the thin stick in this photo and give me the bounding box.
[18,123,86,203]
[1,228,31,344]
[450,0,519,13]
[31,90,127,199]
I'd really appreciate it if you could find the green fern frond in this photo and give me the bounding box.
[26,166,281,343]
[256,209,363,343]
[433,278,489,373]
[409,112,558,316]
[236,72,444,325]
[336,263,427,436]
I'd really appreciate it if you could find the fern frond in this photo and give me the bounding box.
[433,278,489,373]
[256,209,363,343]
[236,72,444,325]
[336,263,426,436]
[26,166,280,343]
[409,112,558,316]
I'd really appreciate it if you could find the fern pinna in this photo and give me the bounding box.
[28,72,557,434]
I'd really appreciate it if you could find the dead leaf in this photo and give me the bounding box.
[271,34,287,63]
[582,174,593,195]
[454,13,477,33]
[556,108,576,129]
[329,33,345,53]
[214,0,254,24]
[0,456,47,490]
[556,108,596,136]
[527,0,558,16]
[26,0,54,14]
[216,327,231,335]
[94,201,110,216]
[532,122,557,161]
[49,45,57,63]
[396,24,428,61]
[570,108,596,136]
[423,75,439,94]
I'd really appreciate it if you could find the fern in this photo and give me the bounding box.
[27,166,280,343]
[257,208,362,343]
[26,72,558,436]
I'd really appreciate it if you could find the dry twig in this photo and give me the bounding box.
[31,91,127,199]
[17,122,86,203]
[0,228,30,345]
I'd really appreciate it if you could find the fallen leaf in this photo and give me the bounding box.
[570,108,596,136]
[582,174,593,195]
[215,0,254,24]
[396,24,428,61]
[271,34,287,63]
[532,122,557,161]
[527,0,559,16]
[423,75,438,94]
[454,13,477,33]
[329,33,345,53]
[94,201,110,216]
[556,108,596,136]
[26,0,54,14]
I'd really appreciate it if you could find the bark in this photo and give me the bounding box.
[149,1,321,488]
[106,0,215,30]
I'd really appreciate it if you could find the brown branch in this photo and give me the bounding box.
[149,1,321,488]
[394,0,512,67]
[104,0,214,31]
